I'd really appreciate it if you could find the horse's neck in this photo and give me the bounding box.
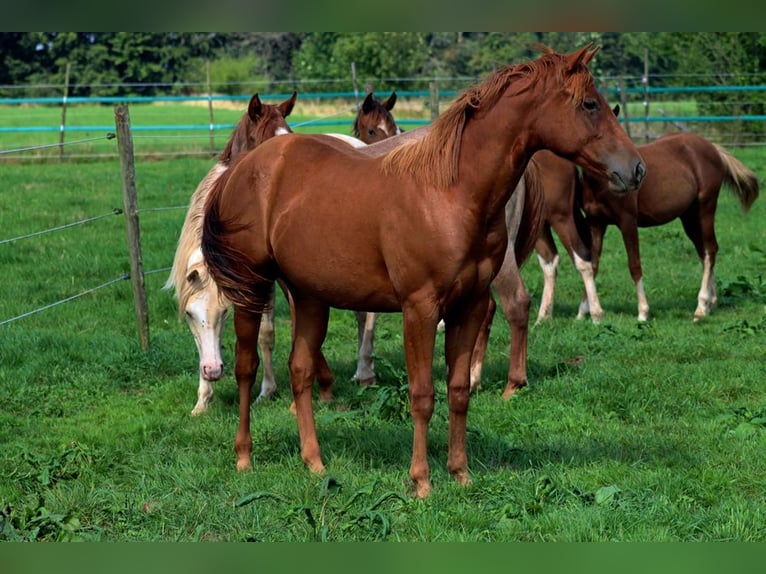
[459,102,535,215]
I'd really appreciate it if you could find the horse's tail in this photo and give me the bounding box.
[514,162,547,266]
[200,165,275,314]
[714,143,760,213]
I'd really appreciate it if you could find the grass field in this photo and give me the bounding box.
[1,120,766,541]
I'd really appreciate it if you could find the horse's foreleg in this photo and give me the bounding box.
[469,296,496,392]
[233,309,262,472]
[354,311,377,386]
[445,292,491,486]
[289,297,330,474]
[191,375,214,416]
[402,301,439,498]
[582,222,606,320]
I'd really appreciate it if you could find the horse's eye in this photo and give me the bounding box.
[583,98,599,112]
[367,128,376,136]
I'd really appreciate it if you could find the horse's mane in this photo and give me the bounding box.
[382,47,593,188]
[163,163,228,318]
[219,113,252,164]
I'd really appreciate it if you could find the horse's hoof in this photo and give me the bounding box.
[357,377,376,387]
[236,459,253,472]
[502,382,526,401]
[413,480,432,499]
[318,389,334,403]
[289,401,297,415]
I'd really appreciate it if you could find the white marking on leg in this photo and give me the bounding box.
[192,376,214,416]
[354,312,377,383]
[536,253,559,323]
[694,252,714,321]
[258,307,277,399]
[573,252,603,323]
[636,277,649,322]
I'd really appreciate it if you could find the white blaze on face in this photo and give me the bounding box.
[185,248,228,381]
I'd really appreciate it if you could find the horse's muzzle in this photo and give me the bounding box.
[610,159,647,193]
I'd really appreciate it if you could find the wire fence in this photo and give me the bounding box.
[3,76,766,164]
[2,76,766,336]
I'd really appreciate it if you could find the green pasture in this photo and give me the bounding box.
[0,99,426,159]
[0,98,698,160]
[1,133,766,541]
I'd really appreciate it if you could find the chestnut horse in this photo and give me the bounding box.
[567,132,758,322]
[164,92,297,415]
[201,44,645,498]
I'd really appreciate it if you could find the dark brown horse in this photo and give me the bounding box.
[548,132,758,322]
[531,150,604,323]
[352,91,401,143]
[201,44,645,498]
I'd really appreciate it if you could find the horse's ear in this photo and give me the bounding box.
[248,93,263,120]
[186,269,200,284]
[362,92,376,113]
[565,42,597,71]
[279,91,297,118]
[383,91,397,111]
[612,104,620,118]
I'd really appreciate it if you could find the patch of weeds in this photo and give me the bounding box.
[714,406,766,438]
[236,476,408,541]
[12,441,94,489]
[720,274,766,303]
[1,495,82,541]
[357,354,410,422]
[722,312,766,336]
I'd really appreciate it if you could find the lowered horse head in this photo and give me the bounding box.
[353,91,401,144]
[165,91,297,415]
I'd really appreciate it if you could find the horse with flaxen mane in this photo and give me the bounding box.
[201,44,645,498]
[164,92,296,415]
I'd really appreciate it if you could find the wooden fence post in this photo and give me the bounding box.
[114,104,150,350]
[429,81,439,120]
[59,62,71,160]
[206,59,215,154]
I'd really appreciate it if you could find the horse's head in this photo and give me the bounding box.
[530,44,645,194]
[182,248,229,381]
[220,91,297,163]
[353,91,401,144]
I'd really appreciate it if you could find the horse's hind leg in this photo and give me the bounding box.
[469,295,496,392]
[681,209,718,321]
[233,309,262,472]
[490,254,530,400]
[354,311,377,386]
[257,291,277,400]
[289,296,330,474]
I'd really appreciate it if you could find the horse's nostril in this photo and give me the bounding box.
[635,161,647,184]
